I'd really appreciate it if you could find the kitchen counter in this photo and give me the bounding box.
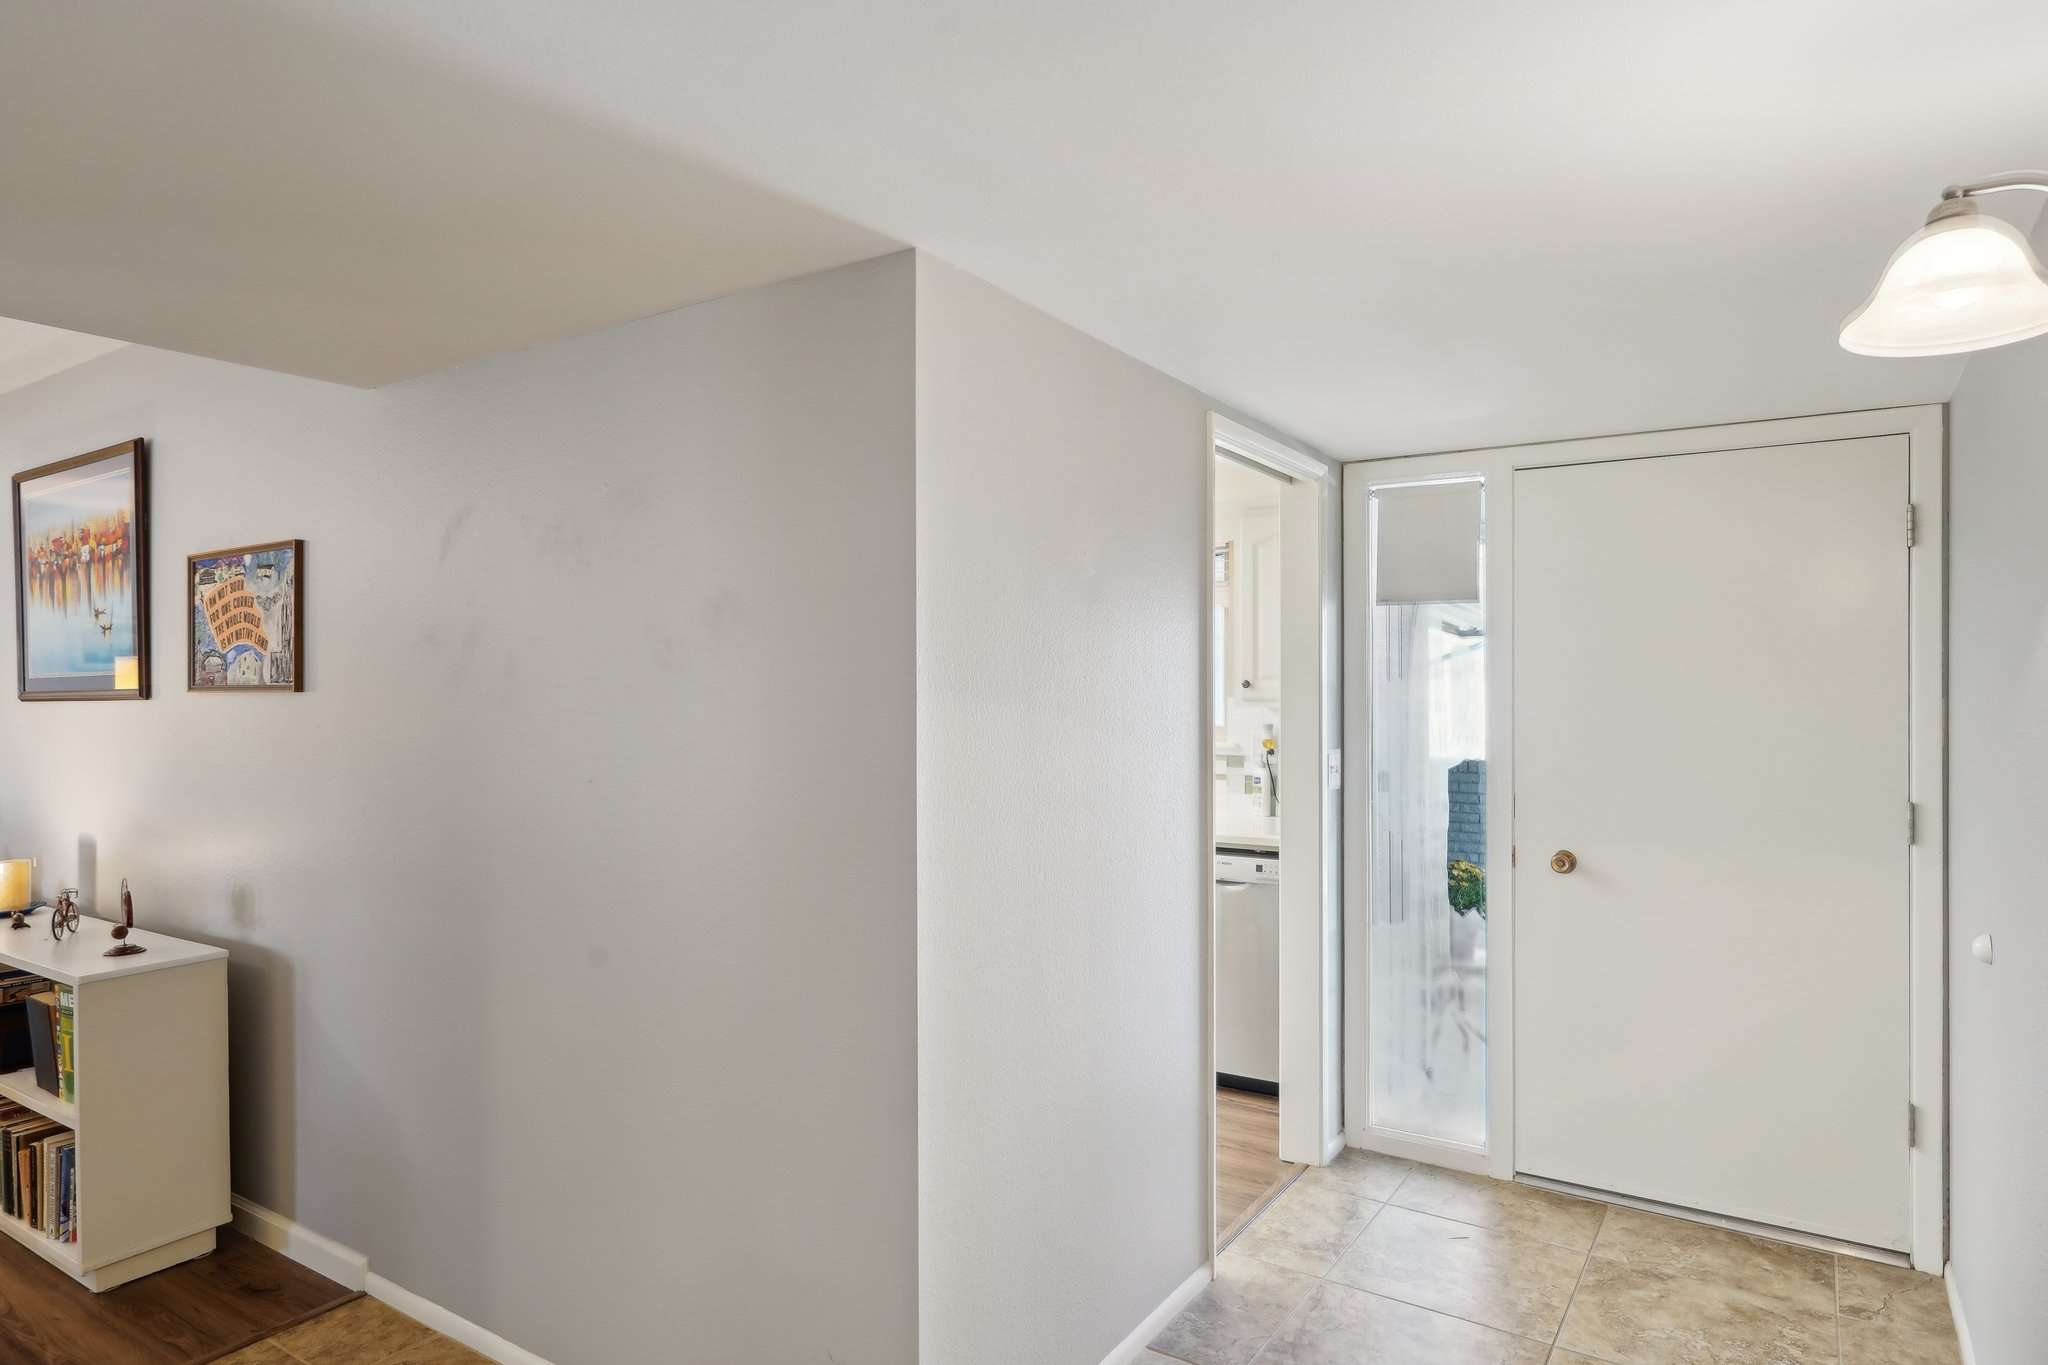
[1215,816,1280,852]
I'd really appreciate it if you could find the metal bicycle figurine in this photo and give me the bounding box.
[48,889,81,941]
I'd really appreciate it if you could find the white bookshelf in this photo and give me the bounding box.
[0,914,228,1291]
[0,1066,76,1127]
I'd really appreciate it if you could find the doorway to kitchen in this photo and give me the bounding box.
[1205,415,1341,1256]
[1212,450,1295,1246]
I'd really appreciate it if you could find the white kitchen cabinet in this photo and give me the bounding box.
[1233,505,1282,702]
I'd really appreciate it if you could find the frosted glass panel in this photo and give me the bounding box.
[1368,480,1487,1147]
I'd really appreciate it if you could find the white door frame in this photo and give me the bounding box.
[1340,404,1946,1272]
[1205,413,1344,1258]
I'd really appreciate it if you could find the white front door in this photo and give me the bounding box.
[1514,436,1910,1250]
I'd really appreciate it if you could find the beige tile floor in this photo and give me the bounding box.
[1151,1153,1963,1365]
[217,1295,492,1365]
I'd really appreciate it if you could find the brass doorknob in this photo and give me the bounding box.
[1549,850,1578,875]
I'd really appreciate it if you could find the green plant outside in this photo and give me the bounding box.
[1448,859,1486,918]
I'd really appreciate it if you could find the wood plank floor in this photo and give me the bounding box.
[0,1228,354,1365]
[1216,1086,1304,1250]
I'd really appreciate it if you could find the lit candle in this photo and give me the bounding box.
[0,860,29,914]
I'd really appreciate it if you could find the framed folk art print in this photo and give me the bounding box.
[189,541,302,691]
[13,440,150,700]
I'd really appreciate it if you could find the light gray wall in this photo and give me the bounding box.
[914,255,1214,1364]
[0,253,917,1365]
[1946,218,2048,1363]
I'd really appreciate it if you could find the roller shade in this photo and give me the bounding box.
[1373,481,1481,604]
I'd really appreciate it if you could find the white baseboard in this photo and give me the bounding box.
[1945,1262,1977,1365]
[369,1271,556,1365]
[1322,1132,1347,1164]
[230,1195,554,1365]
[1099,1263,1210,1365]
[230,1196,367,1292]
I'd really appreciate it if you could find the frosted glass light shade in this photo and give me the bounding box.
[0,860,29,913]
[1841,202,2048,357]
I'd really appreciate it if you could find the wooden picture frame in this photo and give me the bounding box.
[187,540,303,692]
[13,440,150,701]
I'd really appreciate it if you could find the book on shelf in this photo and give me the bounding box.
[0,1105,75,1241]
[55,986,73,1104]
[55,1135,73,1241]
[37,1130,72,1240]
[0,971,44,1006]
[2,1111,58,1212]
[0,971,66,1081]
[0,972,40,1074]
[24,993,57,1096]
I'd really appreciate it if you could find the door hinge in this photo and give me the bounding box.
[1907,1102,1917,1149]
[1906,504,1917,547]
[1907,802,1917,844]
[1511,846,1518,867]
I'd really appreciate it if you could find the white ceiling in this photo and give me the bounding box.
[0,5,894,389]
[4,1,2045,453]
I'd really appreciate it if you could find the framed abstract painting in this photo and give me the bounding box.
[13,440,150,700]
[188,540,302,691]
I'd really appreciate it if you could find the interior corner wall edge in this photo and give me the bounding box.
[1944,209,2048,1365]
[0,251,919,1365]
[913,253,1318,1363]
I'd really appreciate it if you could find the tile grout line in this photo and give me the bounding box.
[1377,1196,1611,1254]
[1208,1182,1380,1365]
[1315,1187,1610,1348]
[1548,1203,1608,1358]
[1310,1280,1585,1355]
[1238,1244,1327,1365]
[1228,1166,1635,1364]
[1242,1167,1882,1365]
[1299,1174,1621,1352]
[1226,1191,1388,1281]
[1843,1252,1859,1358]
[1242,1175,1401,1365]
[1330,1193,1389,1267]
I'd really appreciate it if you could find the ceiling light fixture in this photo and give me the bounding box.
[1840,171,2048,357]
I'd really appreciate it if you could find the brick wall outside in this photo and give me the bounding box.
[1447,758,1485,868]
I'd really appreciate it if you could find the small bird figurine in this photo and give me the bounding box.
[104,878,145,957]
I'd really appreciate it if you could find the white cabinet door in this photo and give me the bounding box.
[1234,506,1282,702]
[1514,436,1910,1250]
